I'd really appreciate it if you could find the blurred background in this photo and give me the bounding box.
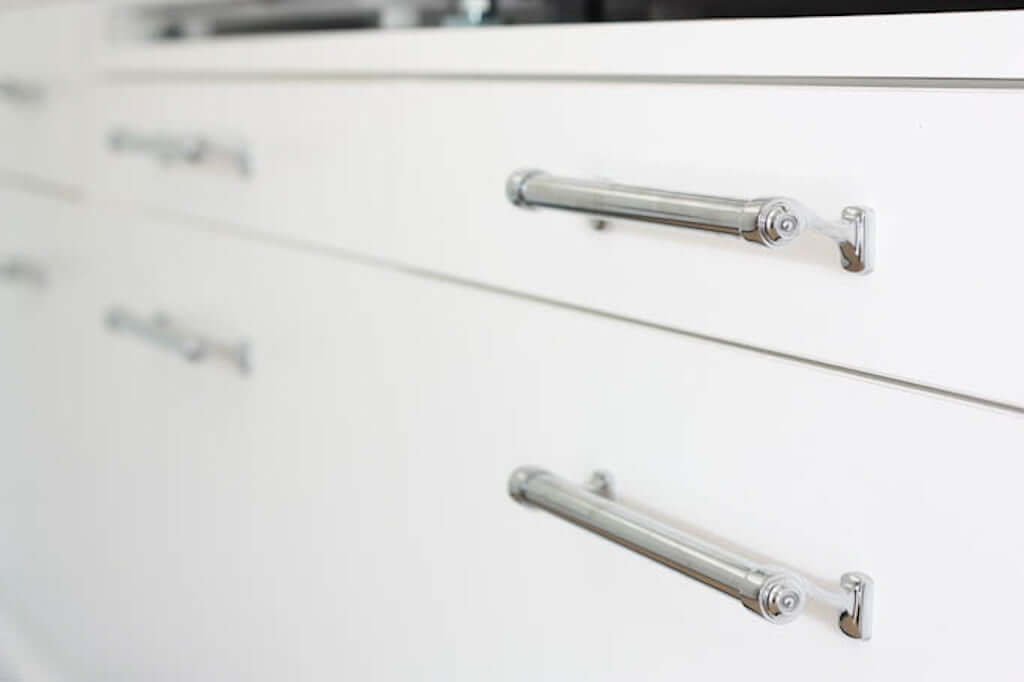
[126,0,1024,39]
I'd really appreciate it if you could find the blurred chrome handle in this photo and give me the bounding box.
[0,79,44,103]
[506,169,875,274]
[0,258,46,287]
[108,128,249,176]
[509,467,873,639]
[105,307,250,374]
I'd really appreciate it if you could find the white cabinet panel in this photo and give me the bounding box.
[0,187,82,462]
[95,81,1024,407]
[0,2,94,187]
[1,207,1021,680]
[0,82,89,187]
[0,187,90,681]
[0,2,93,79]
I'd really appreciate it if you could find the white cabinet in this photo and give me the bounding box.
[1,208,1021,680]
[0,187,93,680]
[0,80,89,188]
[0,187,82,463]
[92,79,1024,408]
[0,2,92,80]
[0,1,94,187]
[3,4,1024,681]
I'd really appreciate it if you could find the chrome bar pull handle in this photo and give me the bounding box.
[0,258,47,287]
[506,169,875,274]
[0,79,44,103]
[105,307,250,374]
[509,467,873,640]
[108,128,250,176]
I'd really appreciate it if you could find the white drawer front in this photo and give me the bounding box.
[0,81,87,186]
[0,2,92,186]
[2,206,1022,680]
[95,81,1024,407]
[0,188,82,447]
[0,187,95,682]
[0,2,92,79]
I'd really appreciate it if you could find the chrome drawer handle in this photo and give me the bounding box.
[0,79,44,103]
[509,467,874,640]
[506,170,875,274]
[105,307,250,374]
[0,258,46,287]
[108,129,250,176]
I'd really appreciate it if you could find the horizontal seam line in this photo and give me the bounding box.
[100,71,1024,90]
[101,198,1024,418]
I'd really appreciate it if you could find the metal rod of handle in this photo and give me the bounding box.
[0,79,44,103]
[506,169,875,274]
[105,307,250,374]
[0,258,47,287]
[509,467,873,640]
[108,129,250,176]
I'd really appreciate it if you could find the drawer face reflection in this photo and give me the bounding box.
[93,81,1024,408]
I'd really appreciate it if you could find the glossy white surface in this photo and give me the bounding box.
[0,2,93,187]
[0,188,85,682]
[94,80,1024,408]
[2,206,1023,680]
[4,2,1024,679]
[0,2,91,79]
[0,82,88,188]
